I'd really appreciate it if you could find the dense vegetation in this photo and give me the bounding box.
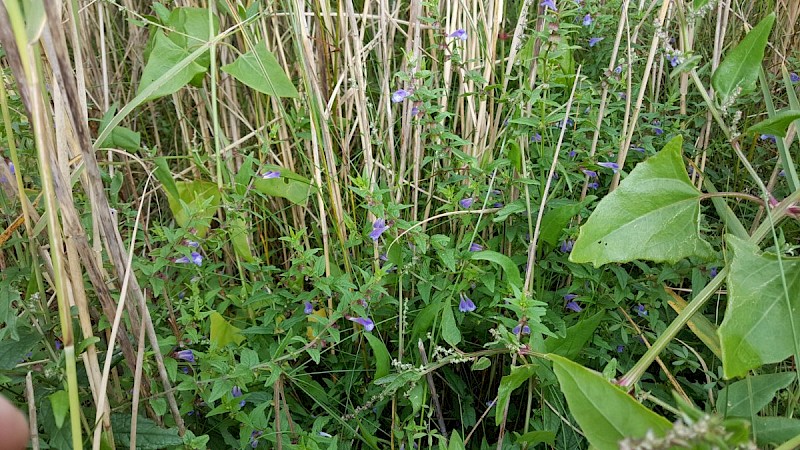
[1,0,799,448]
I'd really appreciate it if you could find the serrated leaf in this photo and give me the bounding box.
[138,31,206,101]
[719,235,800,378]
[221,42,299,97]
[469,250,523,289]
[364,333,391,380]
[712,14,775,106]
[111,414,183,449]
[550,354,672,449]
[441,305,461,347]
[747,109,800,138]
[717,372,796,417]
[496,365,537,426]
[570,135,714,267]
[49,390,70,429]
[209,312,245,348]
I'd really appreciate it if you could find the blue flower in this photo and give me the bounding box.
[449,29,468,40]
[261,171,280,179]
[791,72,800,83]
[459,197,474,208]
[304,301,313,314]
[588,182,599,189]
[175,349,195,363]
[369,218,390,241]
[55,339,62,350]
[635,304,648,317]
[411,106,420,116]
[319,432,333,438]
[250,431,263,448]
[631,145,645,153]
[598,161,620,173]
[582,169,597,178]
[469,243,483,252]
[565,301,582,312]
[668,54,682,67]
[232,386,243,397]
[531,133,542,143]
[710,267,718,278]
[540,0,557,11]
[568,150,577,158]
[183,239,200,248]
[512,324,531,335]
[175,252,203,266]
[459,293,476,313]
[349,316,375,332]
[614,66,623,74]
[392,89,411,103]
[8,162,14,175]
[589,37,603,47]
[560,240,574,253]
[582,14,592,26]
[616,345,625,353]
[760,134,777,144]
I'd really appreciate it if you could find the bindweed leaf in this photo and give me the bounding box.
[209,312,245,348]
[496,364,537,426]
[441,305,461,347]
[469,250,523,289]
[222,43,299,98]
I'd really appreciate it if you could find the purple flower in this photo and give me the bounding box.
[668,54,681,67]
[175,349,195,363]
[635,304,647,317]
[232,386,243,398]
[631,145,645,153]
[392,89,411,103]
[449,29,468,40]
[349,316,375,332]
[710,267,718,278]
[469,243,483,252]
[304,301,313,314]
[760,134,777,144]
[598,161,620,173]
[791,72,800,83]
[560,240,574,253]
[459,197,474,208]
[55,339,62,350]
[614,66,623,74]
[319,432,333,438]
[616,345,625,353]
[493,202,503,208]
[540,0,557,11]
[565,301,582,312]
[250,430,263,448]
[654,127,664,135]
[8,162,14,175]
[411,106,420,116]
[564,293,578,301]
[582,14,592,26]
[568,150,577,158]
[261,171,280,179]
[183,239,200,248]
[588,182,599,189]
[369,218,390,241]
[582,169,597,178]
[531,133,542,143]
[175,252,203,266]
[459,293,476,313]
[779,170,786,177]
[181,366,189,374]
[512,324,531,335]
[589,37,603,47]
[618,92,627,99]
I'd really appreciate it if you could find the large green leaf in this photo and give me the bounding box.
[251,166,312,205]
[712,14,775,107]
[747,109,800,138]
[752,417,800,447]
[221,43,299,98]
[209,312,245,348]
[166,7,219,51]
[138,31,206,101]
[111,414,183,449]
[229,218,255,262]
[570,136,714,267]
[717,372,796,417]
[544,312,603,359]
[495,364,537,426]
[719,235,800,378]
[441,305,461,347]
[550,354,672,450]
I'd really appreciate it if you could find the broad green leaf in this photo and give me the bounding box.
[209,312,245,348]
[252,166,312,205]
[229,218,255,262]
[166,7,219,51]
[469,250,523,289]
[719,235,800,378]
[138,31,206,101]
[0,330,39,369]
[363,333,391,380]
[747,109,800,137]
[49,390,70,429]
[471,357,491,371]
[550,354,671,449]
[570,135,714,267]
[717,372,796,417]
[712,14,775,106]
[97,105,140,152]
[539,201,583,248]
[516,431,556,446]
[221,42,299,98]
[752,417,800,447]
[411,301,442,344]
[447,431,465,450]
[111,414,183,449]
[23,0,45,43]
[167,180,221,237]
[544,312,603,359]
[441,305,461,347]
[496,364,537,426]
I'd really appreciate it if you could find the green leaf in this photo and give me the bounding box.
[550,354,672,449]
[166,7,219,51]
[137,31,206,101]
[471,357,491,371]
[229,218,255,262]
[712,13,775,106]
[539,201,583,248]
[209,312,245,348]
[544,312,603,359]
[747,109,800,138]
[719,235,800,378]
[496,365,537,426]
[49,390,70,429]
[0,330,39,369]
[363,333,391,380]
[97,104,140,152]
[469,250,523,289]
[153,157,179,200]
[516,431,556,446]
[111,414,183,449]
[447,431,465,450]
[570,135,714,267]
[717,372,796,417]
[221,42,299,97]
[752,416,800,446]
[167,180,221,237]
[441,305,461,347]
[251,166,312,205]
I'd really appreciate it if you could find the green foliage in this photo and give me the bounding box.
[221,43,299,98]
[717,372,796,417]
[138,31,206,100]
[747,109,800,137]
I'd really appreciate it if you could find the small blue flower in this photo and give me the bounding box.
[668,54,682,67]
[175,252,203,266]
[183,239,200,248]
[459,197,474,208]
[631,145,645,153]
[582,169,597,178]
[614,66,623,74]
[175,349,195,363]
[250,430,263,448]
[582,14,592,26]
[512,324,531,335]
[616,345,625,353]
[304,301,313,314]
[598,162,620,173]
[319,432,333,438]
[55,339,62,350]
[261,171,280,179]
[349,316,375,332]
[565,301,582,312]
[568,150,577,158]
[369,218,390,241]
[392,89,411,103]
[564,293,578,302]
[232,386,243,397]
[560,240,574,253]
[760,134,777,144]
[181,366,189,374]
[589,37,603,47]
[469,243,483,252]
[791,72,800,83]
[449,29,468,40]
[540,0,558,11]
[588,182,599,189]
[8,162,14,175]
[459,293,476,313]
[635,304,648,317]
[710,267,718,278]
[411,106,420,116]
[531,133,542,143]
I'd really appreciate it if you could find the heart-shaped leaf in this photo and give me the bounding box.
[222,43,299,98]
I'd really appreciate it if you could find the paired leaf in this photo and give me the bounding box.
[717,372,796,417]
[137,31,206,101]
[550,354,672,450]
[719,235,800,378]
[222,43,299,98]
[747,109,800,138]
[570,136,714,267]
[712,13,775,106]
